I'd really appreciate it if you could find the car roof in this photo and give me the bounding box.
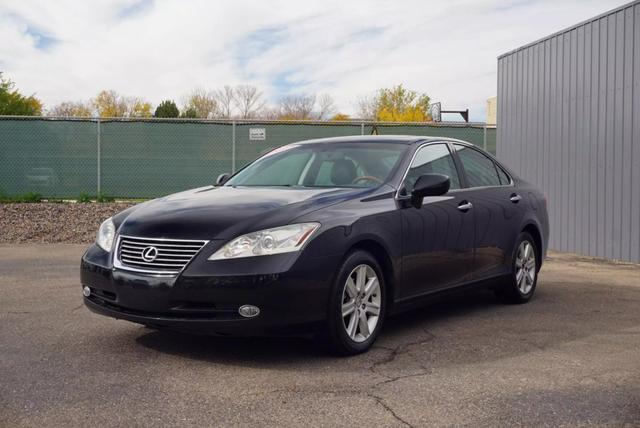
[293,135,471,146]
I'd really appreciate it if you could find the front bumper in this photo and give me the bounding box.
[80,244,342,336]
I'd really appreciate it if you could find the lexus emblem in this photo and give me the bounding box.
[141,246,158,262]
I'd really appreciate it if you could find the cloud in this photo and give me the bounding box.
[0,0,629,121]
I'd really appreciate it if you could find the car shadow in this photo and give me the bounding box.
[134,287,501,366]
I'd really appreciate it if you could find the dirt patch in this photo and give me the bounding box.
[0,202,136,244]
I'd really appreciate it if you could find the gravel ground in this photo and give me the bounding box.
[1,247,639,426]
[0,203,136,244]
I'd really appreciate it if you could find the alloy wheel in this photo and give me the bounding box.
[341,264,381,343]
[515,240,536,294]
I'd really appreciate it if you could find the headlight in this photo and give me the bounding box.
[96,217,116,252]
[208,223,320,260]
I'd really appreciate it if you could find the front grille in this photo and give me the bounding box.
[115,235,208,275]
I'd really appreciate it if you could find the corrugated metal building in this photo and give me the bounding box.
[497,0,640,263]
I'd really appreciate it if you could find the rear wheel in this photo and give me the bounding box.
[323,250,386,355]
[497,232,538,304]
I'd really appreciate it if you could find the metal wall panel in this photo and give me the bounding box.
[497,0,640,262]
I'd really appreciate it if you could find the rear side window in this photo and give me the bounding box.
[453,145,501,188]
[496,165,511,185]
[403,144,461,193]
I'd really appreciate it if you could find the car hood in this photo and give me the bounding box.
[117,185,368,240]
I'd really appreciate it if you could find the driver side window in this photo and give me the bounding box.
[403,144,460,193]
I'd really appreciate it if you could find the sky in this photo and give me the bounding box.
[0,0,630,122]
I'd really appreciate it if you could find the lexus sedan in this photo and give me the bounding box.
[81,136,549,355]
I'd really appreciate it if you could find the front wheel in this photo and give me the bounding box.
[497,232,539,304]
[323,250,386,355]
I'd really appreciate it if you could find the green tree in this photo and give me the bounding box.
[180,107,198,118]
[154,100,179,118]
[0,73,43,115]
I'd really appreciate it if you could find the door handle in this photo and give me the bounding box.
[510,194,522,203]
[457,201,473,211]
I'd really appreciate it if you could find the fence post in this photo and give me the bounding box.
[361,122,365,135]
[483,124,487,151]
[231,121,236,173]
[97,118,101,196]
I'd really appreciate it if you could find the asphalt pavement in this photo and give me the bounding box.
[1,245,639,427]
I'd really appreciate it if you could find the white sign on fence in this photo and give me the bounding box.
[249,128,266,141]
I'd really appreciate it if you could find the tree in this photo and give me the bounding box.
[126,98,153,118]
[234,85,265,119]
[356,85,431,122]
[356,94,377,120]
[376,85,430,122]
[91,90,153,118]
[48,101,93,117]
[316,94,336,120]
[278,94,316,120]
[214,86,235,119]
[183,89,218,119]
[330,113,351,121]
[92,90,127,117]
[154,100,180,118]
[0,73,43,115]
[181,107,198,118]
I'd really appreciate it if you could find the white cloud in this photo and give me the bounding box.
[0,0,629,121]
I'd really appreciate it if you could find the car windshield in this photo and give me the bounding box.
[225,142,408,188]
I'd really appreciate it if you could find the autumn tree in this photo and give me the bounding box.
[356,94,378,120]
[0,73,43,115]
[183,89,218,119]
[234,85,265,119]
[357,85,431,122]
[48,101,93,117]
[376,85,430,122]
[316,94,336,120]
[126,97,153,118]
[330,113,351,121]
[92,90,127,117]
[214,86,235,119]
[154,100,179,118]
[278,94,316,120]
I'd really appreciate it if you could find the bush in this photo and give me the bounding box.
[77,193,92,203]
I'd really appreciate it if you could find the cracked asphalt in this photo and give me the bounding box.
[1,244,640,427]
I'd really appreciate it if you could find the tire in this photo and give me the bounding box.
[323,250,386,355]
[497,232,539,304]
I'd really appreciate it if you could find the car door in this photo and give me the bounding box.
[399,143,475,299]
[452,144,523,280]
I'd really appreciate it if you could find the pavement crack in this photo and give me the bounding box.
[369,328,436,379]
[374,371,432,387]
[368,391,414,427]
[7,311,30,314]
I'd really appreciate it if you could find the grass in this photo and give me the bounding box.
[0,191,43,203]
[0,189,136,203]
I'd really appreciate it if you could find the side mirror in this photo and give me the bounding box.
[411,173,450,208]
[216,173,231,186]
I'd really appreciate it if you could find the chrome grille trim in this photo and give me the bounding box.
[114,235,209,276]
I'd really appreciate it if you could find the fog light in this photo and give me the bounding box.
[83,286,91,297]
[238,305,260,318]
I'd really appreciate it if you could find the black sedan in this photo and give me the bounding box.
[81,136,549,355]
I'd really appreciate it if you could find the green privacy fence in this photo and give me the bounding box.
[0,117,496,198]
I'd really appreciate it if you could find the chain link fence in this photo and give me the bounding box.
[0,117,496,198]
